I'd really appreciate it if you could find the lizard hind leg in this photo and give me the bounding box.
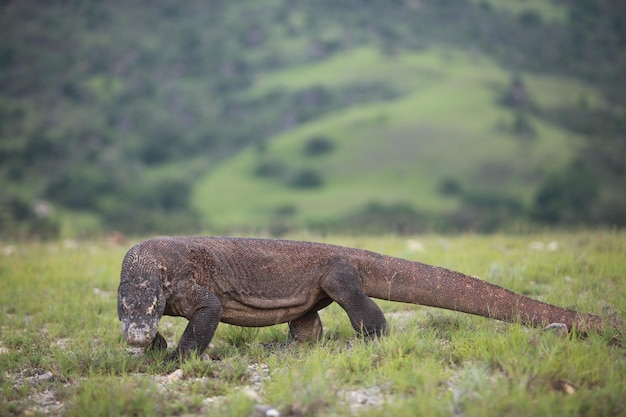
[321,261,388,339]
[289,309,324,343]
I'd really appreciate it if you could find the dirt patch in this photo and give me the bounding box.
[151,360,386,416]
[339,385,386,413]
[6,368,69,416]
[5,352,386,416]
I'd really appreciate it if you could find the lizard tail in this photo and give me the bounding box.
[362,259,605,334]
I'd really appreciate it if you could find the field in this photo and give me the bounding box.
[1,231,625,416]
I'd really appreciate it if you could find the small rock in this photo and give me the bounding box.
[166,368,184,383]
[553,379,576,395]
[27,371,54,385]
[543,323,568,337]
[254,405,281,417]
[93,288,104,295]
[247,363,270,388]
[254,405,270,415]
[266,408,281,417]
[203,395,225,406]
[563,383,575,395]
[55,338,71,350]
[240,386,261,402]
[340,386,384,412]
[0,346,9,354]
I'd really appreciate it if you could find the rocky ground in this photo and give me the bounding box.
[4,345,388,417]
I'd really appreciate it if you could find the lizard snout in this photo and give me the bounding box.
[122,320,157,347]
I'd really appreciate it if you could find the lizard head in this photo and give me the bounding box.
[117,276,165,347]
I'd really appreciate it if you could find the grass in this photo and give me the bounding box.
[1,231,625,416]
[192,45,600,231]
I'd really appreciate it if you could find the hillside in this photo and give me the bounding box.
[1,0,625,238]
[193,46,596,233]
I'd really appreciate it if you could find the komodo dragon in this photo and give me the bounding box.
[117,236,608,361]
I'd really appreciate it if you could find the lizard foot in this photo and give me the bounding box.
[164,347,196,364]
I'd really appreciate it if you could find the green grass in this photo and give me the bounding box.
[1,232,625,416]
[192,46,600,231]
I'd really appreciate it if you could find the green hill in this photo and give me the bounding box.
[192,46,597,233]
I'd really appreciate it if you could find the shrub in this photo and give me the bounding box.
[438,178,461,196]
[532,161,599,224]
[0,192,59,239]
[303,136,335,156]
[289,169,324,188]
[253,160,288,179]
[323,202,428,235]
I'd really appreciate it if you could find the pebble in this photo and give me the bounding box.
[543,323,568,337]
[166,368,184,382]
[553,379,576,395]
[27,371,55,385]
[240,386,261,402]
[254,404,281,417]
[339,386,384,412]
[203,395,225,405]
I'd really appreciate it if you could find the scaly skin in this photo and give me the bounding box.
[117,237,608,361]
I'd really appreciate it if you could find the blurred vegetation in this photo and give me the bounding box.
[1,0,625,238]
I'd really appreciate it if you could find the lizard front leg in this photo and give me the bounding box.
[166,289,222,362]
[146,331,168,352]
